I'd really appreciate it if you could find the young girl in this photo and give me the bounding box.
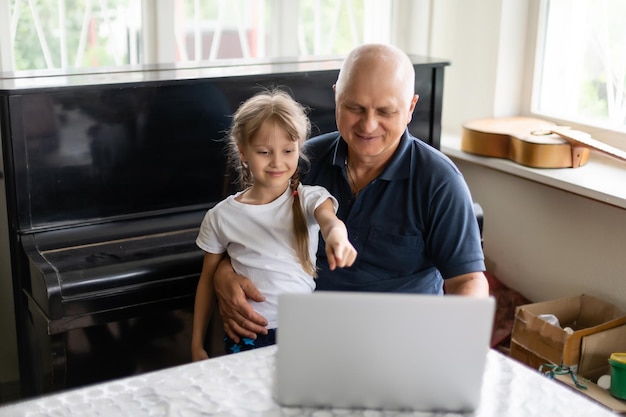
[191,90,357,361]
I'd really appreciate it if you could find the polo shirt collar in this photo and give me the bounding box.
[330,129,412,181]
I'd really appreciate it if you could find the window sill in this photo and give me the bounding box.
[441,131,626,210]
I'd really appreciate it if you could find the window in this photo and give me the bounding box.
[533,0,626,144]
[1,0,390,73]
[6,0,142,71]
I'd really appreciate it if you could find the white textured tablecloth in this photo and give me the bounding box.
[0,346,617,416]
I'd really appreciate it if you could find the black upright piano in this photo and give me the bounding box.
[0,56,449,398]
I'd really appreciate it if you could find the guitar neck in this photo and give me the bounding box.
[551,127,626,163]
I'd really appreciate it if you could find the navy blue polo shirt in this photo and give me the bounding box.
[302,130,485,294]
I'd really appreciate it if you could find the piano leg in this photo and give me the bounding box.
[22,296,68,396]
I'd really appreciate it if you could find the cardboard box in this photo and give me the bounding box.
[556,324,626,414]
[510,294,626,370]
[579,324,626,382]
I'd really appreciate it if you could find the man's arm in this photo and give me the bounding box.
[444,272,489,297]
[213,256,268,342]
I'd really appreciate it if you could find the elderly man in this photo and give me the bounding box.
[213,43,489,342]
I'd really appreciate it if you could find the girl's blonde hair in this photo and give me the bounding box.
[227,89,316,276]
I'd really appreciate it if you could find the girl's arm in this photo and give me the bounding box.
[191,252,225,361]
[314,198,357,270]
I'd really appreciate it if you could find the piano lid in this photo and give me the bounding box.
[8,69,339,232]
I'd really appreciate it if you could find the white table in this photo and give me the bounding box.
[0,346,617,416]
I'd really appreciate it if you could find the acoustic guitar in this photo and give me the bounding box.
[461,117,626,168]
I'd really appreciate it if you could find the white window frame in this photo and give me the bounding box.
[435,0,626,210]
[526,0,626,151]
[0,0,15,71]
[0,0,409,73]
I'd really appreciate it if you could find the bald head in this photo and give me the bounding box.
[335,44,415,104]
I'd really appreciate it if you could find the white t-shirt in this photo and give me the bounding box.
[196,183,338,329]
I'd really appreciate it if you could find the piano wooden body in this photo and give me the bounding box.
[0,56,448,398]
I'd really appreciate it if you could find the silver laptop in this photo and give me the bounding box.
[275,291,495,412]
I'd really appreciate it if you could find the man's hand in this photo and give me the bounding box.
[214,257,268,342]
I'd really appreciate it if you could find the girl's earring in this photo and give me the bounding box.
[242,161,248,169]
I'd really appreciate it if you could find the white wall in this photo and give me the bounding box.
[429,0,531,132]
[454,158,626,307]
